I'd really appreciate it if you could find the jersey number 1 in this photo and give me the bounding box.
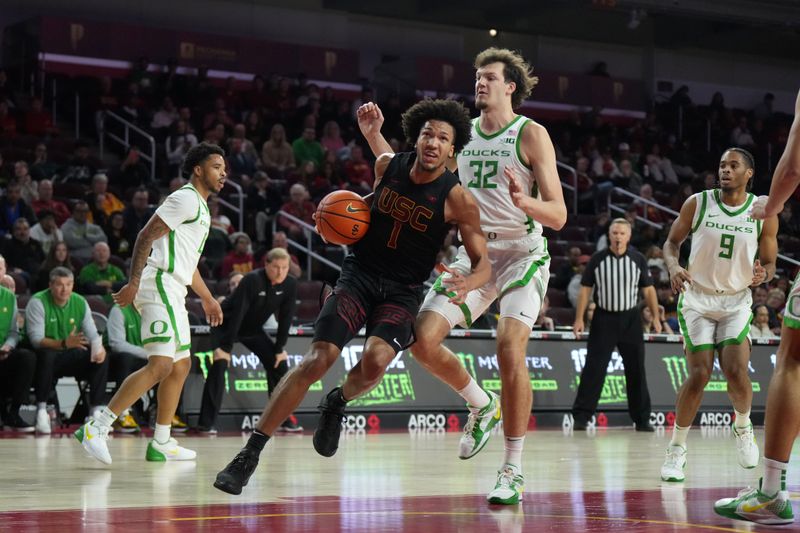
[718,233,735,259]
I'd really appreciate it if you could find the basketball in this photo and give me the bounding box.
[315,190,371,245]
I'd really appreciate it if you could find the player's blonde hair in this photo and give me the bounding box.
[474,48,538,109]
[265,247,290,263]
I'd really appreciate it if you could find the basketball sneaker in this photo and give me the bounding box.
[146,438,197,461]
[313,387,346,457]
[459,390,501,459]
[35,408,51,434]
[214,448,260,495]
[171,414,189,433]
[660,444,687,482]
[487,464,524,505]
[714,479,794,525]
[74,421,112,465]
[278,416,303,433]
[112,412,140,434]
[732,423,759,469]
[5,413,34,433]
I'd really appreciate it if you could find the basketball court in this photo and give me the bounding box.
[1,426,793,531]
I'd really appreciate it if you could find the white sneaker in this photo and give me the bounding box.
[732,423,759,469]
[459,390,501,459]
[73,421,112,465]
[487,464,525,505]
[35,409,51,434]
[660,444,687,482]
[146,438,197,461]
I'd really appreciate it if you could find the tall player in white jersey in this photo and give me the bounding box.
[660,147,778,483]
[357,48,566,504]
[714,89,800,526]
[74,142,225,465]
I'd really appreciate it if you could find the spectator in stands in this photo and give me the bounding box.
[78,242,127,304]
[0,273,12,291]
[591,146,621,180]
[58,141,97,184]
[209,195,234,234]
[150,96,178,132]
[534,295,555,331]
[61,200,107,262]
[642,304,673,334]
[216,272,244,304]
[158,57,186,104]
[278,183,315,241]
[752,92,775,122]
[122,189,153,243]
[343,145,374,193]
[106,211,132,259]
[0,101,16,139]
[753,284,768,307]
[645,144,679,186]
[14,161,38,205]
[645,244,669,283]
[229,136,260,181]
[105,302,148,433]
[261,123,295,176]
[168,176,187,193]
[86,173,125,220]
[244,111,266,149]
[220,233,254,277]
[292,126,324,169]
[203,98,236,132]
[246,171,282,245]
[166,120,198,178]
[766,288,786,332]
[30,142,57,181]
[552,246,582,291]
[4,217,45,278]
[29,210,63,255]
[31,179,70,225]
[34,241,76,292]
[567,255,591,308]
[0,283,35,431]
[246,75,270,115]
[110,146,149,186]
[731,116,755,149]
[23,97,58,137]
[617,159,644,194]
[128,56,156,100]
[309,160,338,203]
[320,120,345,155]
[0,181,36,237]
[26,266,108,434]
[271,230,302,278]
[750,304,774,338]
[635,184,666,224]
[229,123,258,163]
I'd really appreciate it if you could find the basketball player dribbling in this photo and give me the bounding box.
[213,99,491,495]
[715,89,800,526]
[356,47,567,504]
[74,142,225,464]
[660,148,778,484]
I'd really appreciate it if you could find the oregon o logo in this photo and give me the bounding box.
[150,320,169,335]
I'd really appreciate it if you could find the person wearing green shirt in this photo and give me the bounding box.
[25,266,108,434]
[78,242,127,304]
[0,285,35,431]
[291,127,324,169]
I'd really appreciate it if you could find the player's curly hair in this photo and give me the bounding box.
[474,48,538,109]
[181,142,226,180]
[401,99,473,153]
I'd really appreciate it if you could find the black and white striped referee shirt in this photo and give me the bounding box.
[580,247,653,312]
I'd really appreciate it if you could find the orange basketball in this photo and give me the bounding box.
[316,190,371,245]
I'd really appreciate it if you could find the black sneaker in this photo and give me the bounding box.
[213,448,260,495]
[5,413,34,433]
[277,416,303,433]
[572,416,588,430]
[196,425,218,435]
[313,387,346,457]
[635,422,655,432]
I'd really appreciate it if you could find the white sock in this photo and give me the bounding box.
[763,458,789,496]
[669,424,690,448]
[154,423,171,444]
[94,406,118,428]
[458,378,491,410]
[734,409,751,429]
[503,436,525,471]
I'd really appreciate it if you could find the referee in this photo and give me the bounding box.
[571,218,661,431]
[197,248,300,433]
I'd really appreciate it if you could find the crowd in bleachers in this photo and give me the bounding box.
[0,60,797,431]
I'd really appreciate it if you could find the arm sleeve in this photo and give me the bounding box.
[4,298,19,349]
[154,189,196,231]
[25,298,46,348]
[107,306,147,358]
[638,253,654,288]
[217,274,253,352]
[274,279,297,352]
[81,300,101,344]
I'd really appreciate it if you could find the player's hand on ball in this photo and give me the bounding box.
[202,297,223,327]
[751,259,767,286]
[438,264,469,305]
[112,283,138,307]
[357,102,384,138]
[668,266,692,294]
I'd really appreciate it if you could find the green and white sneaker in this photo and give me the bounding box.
[74,421,112,465]
[714,479,794,525]
[459,390,501,460]
[732,423,759,469]
[487,464,524,505]
[660,444,687,482]
[146,438,197,461]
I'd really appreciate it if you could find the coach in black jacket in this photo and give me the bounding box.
[197,247,300,432]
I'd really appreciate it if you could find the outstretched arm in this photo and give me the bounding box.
[357,102,393,157]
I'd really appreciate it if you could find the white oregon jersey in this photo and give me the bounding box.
[457,115,543,241]
[146,184,211,286]
[688,189,761,293]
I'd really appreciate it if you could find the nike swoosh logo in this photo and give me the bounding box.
[346,203,369,213]
[741,501,772,513]
[392,337,402,347]
[708,214,719,218]
[520,311,533,319]
[275,291,283,295]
